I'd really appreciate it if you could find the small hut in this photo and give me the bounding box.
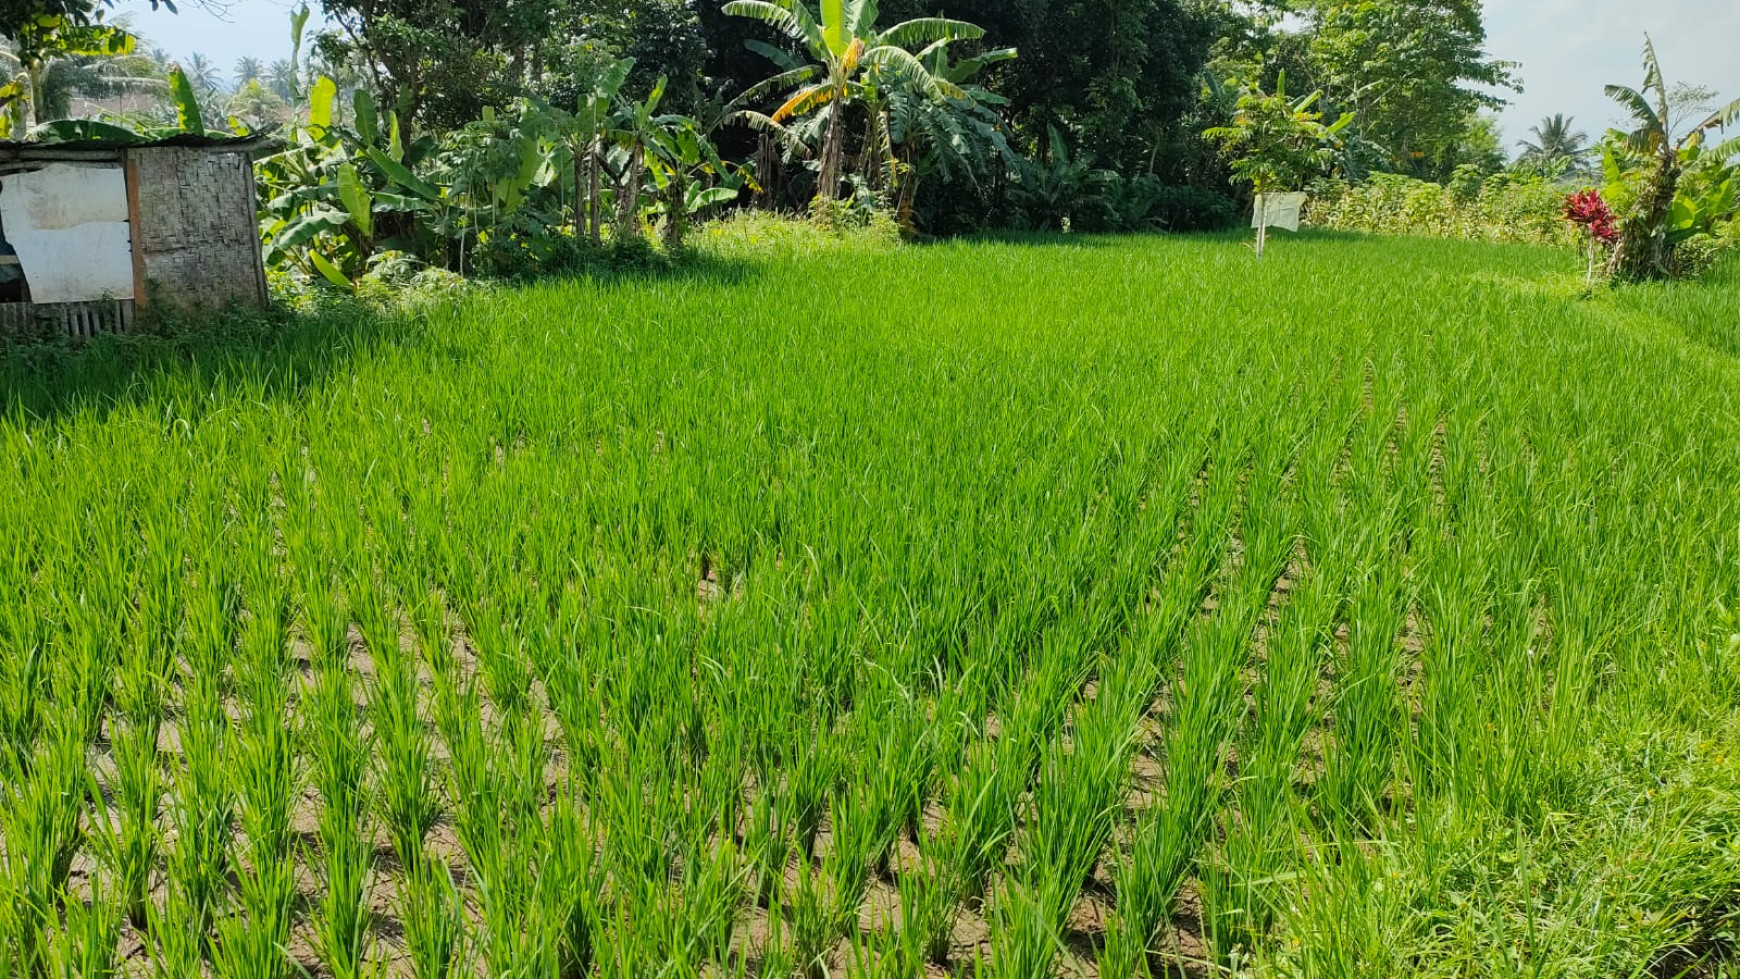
[0,133,276,337]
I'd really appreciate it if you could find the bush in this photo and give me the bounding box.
[1147,185,1239,232]
[1307,172,1578,247]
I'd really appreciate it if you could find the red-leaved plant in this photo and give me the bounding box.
[1563,189,1618,287]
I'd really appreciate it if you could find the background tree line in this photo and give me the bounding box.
[3,0,1547,252]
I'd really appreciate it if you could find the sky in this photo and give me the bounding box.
[1484,0,1740,147]
[122,0,1740,150]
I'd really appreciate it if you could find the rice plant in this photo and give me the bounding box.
[2,232,1738,979]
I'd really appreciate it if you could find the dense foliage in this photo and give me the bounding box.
[3,0,1540,242]
[1306,170,1579,247]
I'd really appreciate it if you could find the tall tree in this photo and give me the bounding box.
[1301,0,1516,180]
[314,0,563,132]
[1,0,173,62]
[1,22,151,132]
[266,58,298,100]
[233,55,262,88]
[183,51,221,93]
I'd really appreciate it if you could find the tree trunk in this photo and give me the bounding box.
[581,148,595,238]
[817,106,845,203]
[1255,193,1268,259]
[614,145,644,242]
[588,143,603,246]
[663,169,688,252]
[1609,152,1680,281]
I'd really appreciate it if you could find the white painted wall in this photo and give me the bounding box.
[0,163,134,303]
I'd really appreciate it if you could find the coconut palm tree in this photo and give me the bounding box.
[233,56,263,89]
[724,0,984,202]
[267,59,299,101]
[184,51,222,94]
[1604,36,1740,279]
[226,78,287,130]
[1515,114,1589,173]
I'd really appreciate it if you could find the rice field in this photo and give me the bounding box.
[4,228,1740,979]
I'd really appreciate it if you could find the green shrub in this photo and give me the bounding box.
[1307,172,1578,247]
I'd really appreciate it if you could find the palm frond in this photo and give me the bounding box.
[861,45,950,100]
[1605,83,1663,149]
[728,64,821,109]
[743,39,802,73]
[1692,96,1740,135]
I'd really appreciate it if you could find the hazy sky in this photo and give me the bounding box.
[126,0,1740,150]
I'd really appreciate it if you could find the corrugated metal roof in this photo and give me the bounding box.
[0,132,283,159]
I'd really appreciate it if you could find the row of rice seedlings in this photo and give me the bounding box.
[978,416,1223,978]
[1110,428,1253,959]
[1313,373,1413,835]
[299,573,377,979]
[151,533,241,974]
[212,525,300,979]
[103,508,184,935]
[1193,391,1344,963]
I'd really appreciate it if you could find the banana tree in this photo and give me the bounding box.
[256,78,445,287]
[644,117,744,250]
[724,0,984,203]
[1603,36,1740,280]
[884,43,1015,232]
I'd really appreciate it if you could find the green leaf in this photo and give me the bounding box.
[28,119,146,144]
[337,164,375,239]
[354,90,379,145]
[168,66,205,134]
[271,209,350,252]
[307,250,354,291]
[310,76,337,131]
[687,186,739,212]
[364,147,442,201]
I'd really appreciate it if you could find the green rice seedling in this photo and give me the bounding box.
[984,882,1063,979]
[441,680,556,979]
[45,874,123,979]
[544,788,603,979]
[215,574,300,979]
[304,652,376,979]
[1318,560,1409,833]
[787,856,836,979]
[399,852,468,979]
[358,600,440,869]
[0,729,87,977]
[97,715,163,932]
[155,612,236,965]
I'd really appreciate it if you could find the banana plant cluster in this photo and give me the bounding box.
[257,57,745,289]
[256,78,446,288]
[724,0,1008,213]
[1601,36,1740,279]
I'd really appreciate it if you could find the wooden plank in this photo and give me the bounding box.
[123,151,147,317]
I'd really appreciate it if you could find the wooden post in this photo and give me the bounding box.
[1255,193,1268,259]
[123,151,147,317]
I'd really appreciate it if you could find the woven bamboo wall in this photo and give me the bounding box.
[130,147,268,312]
